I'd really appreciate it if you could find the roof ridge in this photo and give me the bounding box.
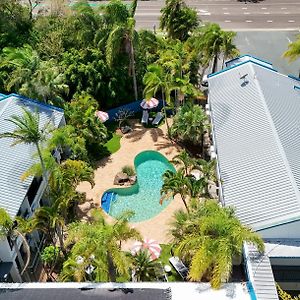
[251,64,300,213]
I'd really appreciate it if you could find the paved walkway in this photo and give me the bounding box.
[77,119,185,244]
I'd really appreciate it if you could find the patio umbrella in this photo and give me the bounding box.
[140,98,159,110]
[131,238,162,261]
[95,110,109,123]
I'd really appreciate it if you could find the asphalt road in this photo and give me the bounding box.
[235,31,300,76]
[134,0,300,76]
[135,0,300,31]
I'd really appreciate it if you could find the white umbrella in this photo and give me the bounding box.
[95,110,109,123]
[131,238,162,261]
[140,98,159,110]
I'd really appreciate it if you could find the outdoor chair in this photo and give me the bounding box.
[169,256,188,280]
[141,110,149,124]
[152,112,164,126]
[155,262,168,282]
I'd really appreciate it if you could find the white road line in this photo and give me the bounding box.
[288,20,295,23]
[267,20,273,23]
[261,7,267,10]
[244,12,250,15]
[224,20,231,23]
[245,37,250,46]
[223,12,230,15]
[264,12,270,15]
[284,12,290,14]
[281,7,287,10]
[245,20,253,23]
[222,7,228,10]
[242,7,247,10]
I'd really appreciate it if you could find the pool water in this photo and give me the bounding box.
[107,151,175,222]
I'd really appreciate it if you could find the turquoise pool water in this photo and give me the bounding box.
[104,150,175,222]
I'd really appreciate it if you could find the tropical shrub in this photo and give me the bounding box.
[170,200,265,289]
[122,165,135,176]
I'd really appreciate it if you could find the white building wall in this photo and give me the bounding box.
[258,220,300,239]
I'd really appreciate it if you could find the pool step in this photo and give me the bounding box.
[101,192,116,213]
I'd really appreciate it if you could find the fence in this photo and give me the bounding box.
[106,100,163,121]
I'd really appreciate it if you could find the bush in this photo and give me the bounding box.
[122,165,135,176]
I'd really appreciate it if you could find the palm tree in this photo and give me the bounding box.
[220,31,239,68]
[0,45,40,91]
[160,0,199,41]
[0,108,52,178]
[60,209,141,282]
[170,104,210,148]
[130,250,159,282]
[143,64,173,132]
[0,208,31,279]
[30,204,67,256]
[171,149,195,175]
[283,35,300,62]
[171,200,264,289]
[105,0,139,100]
[194,159,217,196]
[160,169,190,212]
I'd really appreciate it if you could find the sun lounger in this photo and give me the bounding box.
[152,112,164,126]
[141,110,149,124]
[169,256,189,280]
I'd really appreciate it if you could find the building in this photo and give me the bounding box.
[0,93,65,282]
[207,55,300,298]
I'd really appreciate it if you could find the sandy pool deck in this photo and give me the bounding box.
[77,119,185,244]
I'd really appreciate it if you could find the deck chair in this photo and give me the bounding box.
[169,256,188,280]
[141,110,149,124]
[152,112,164,126]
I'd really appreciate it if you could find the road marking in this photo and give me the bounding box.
[245,37,250,46]
[281,7,287,10]
[267,20,273,23]
[286,37,292,43]
[245,20,253,23]
[288,20,295,23]
[222,7,228,10]
[263,12,270,15]
[224,20,231,23]
[199,12,211,16]
[261,7,267,10]
[242,7,247,10]
[223,12,230,15]
[244,12,250,15]
[284,12,290,14]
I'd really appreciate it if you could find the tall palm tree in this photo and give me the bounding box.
[0,108,52,178]
[143,64,173,132]
[194,159,217,196]
[60,209,141,282]
[0,208,31,279]
[220,31,239,68]
[30,204,67,256]
[105,0,139,100]
[160,169,190,212]
[171,149,195,176]
[171,200,264,289]
[283,35,300,62]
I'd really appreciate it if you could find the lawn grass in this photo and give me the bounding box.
[104,133,122,154]
[159,244,182,282]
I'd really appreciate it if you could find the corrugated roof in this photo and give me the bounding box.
[208,57,300,231]
[0,94,64,218]
[244,244,278,300]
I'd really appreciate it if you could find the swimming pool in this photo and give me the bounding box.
[101,150,175,222]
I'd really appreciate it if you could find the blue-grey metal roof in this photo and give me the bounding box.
[244,244,278,300]
[208,57,300,231]
[0,94,64,218]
